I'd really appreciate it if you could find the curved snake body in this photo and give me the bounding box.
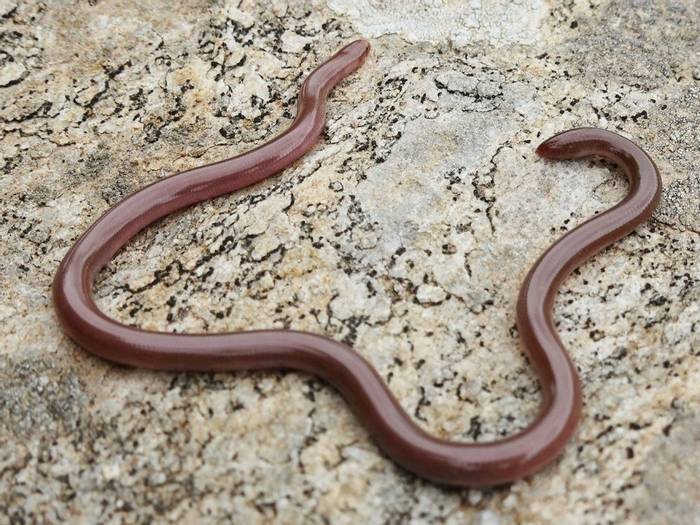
[53,40,662,487]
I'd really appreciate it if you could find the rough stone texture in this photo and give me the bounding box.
[0,0,698,524]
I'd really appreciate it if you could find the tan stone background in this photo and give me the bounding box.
[1,0,698,523]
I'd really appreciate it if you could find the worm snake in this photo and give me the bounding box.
[53,39,662,487]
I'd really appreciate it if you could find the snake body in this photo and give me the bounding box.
[53,40,662,487]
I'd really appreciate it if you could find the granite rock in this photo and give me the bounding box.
[1,0,698,524]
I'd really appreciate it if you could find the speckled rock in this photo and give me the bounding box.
[1,1,698,524]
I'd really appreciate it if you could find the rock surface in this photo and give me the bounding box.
[1,0,698,524]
